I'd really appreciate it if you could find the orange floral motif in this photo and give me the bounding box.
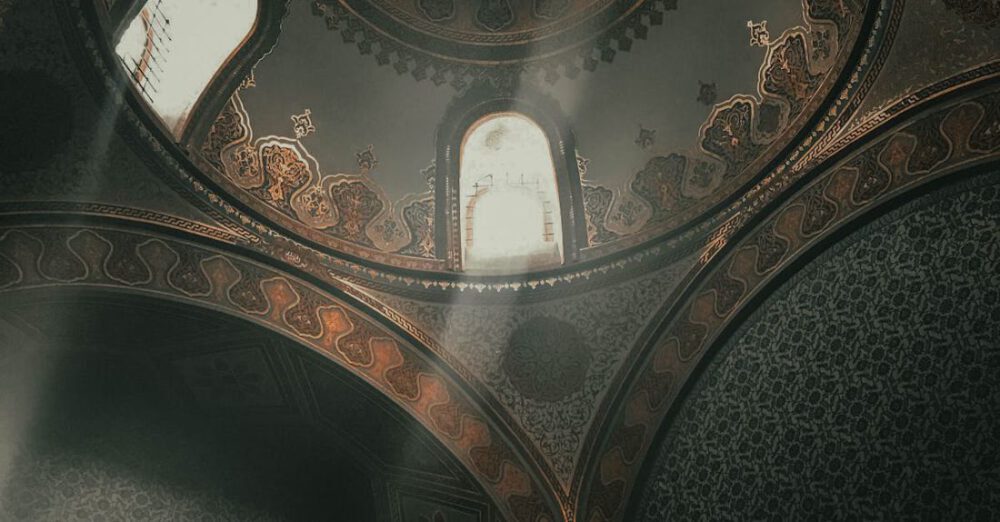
[260,145,310,203]
[763,34,821,113]
[329,182,383,245]
[231,144,261,184]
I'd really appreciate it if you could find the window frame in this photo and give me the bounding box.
[101,0,287,146]
[178,0,287,148]
[434,83,587,272]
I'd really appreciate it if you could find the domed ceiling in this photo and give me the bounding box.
[196,0,865,273]
[5,0,1000,521]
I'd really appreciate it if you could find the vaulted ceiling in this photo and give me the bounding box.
[197,0,865,272]
[0,296,493,520]
[1,0,999,520]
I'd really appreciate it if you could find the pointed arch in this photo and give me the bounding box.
[0,214,560,522]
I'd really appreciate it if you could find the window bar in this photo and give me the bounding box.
[542,200,554,241]
[147,0,173,43]
[465,200,475,248]
[130,0,171,104]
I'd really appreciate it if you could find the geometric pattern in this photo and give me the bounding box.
[582,87,1000,522]
[637,176,1000,520]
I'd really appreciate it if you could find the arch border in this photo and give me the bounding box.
[0,215,560,522]
[621,158,1000,522]
[579,72,1000,521]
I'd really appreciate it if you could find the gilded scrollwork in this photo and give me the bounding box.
[201,92,437,260]
[581,0,857,250]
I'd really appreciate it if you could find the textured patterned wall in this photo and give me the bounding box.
[634,175,1000,520]
[0,351,377,521]
[371,254,698,486]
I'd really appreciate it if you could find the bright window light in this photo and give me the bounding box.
[115,0,257,136]
[459,113,564,273]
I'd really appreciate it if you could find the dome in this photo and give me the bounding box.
[107,0,863,281]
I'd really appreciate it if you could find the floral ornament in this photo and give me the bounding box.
[239,69,256,90]
[576,153,591,178]
[812,29,832,60]
[747,20,770,47]
[230,144,261,184]
[260,145,310,202]
[300,186,331,220]
[291,109,315,139]
[635,125,656,149]
[697,81,718,106]
[420,160,436,191]
[689,159,719,189]
[613,197,644,227]
[356,144,378,172]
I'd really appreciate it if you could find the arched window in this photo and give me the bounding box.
[459,113,564,273]
[114,0,258,137]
